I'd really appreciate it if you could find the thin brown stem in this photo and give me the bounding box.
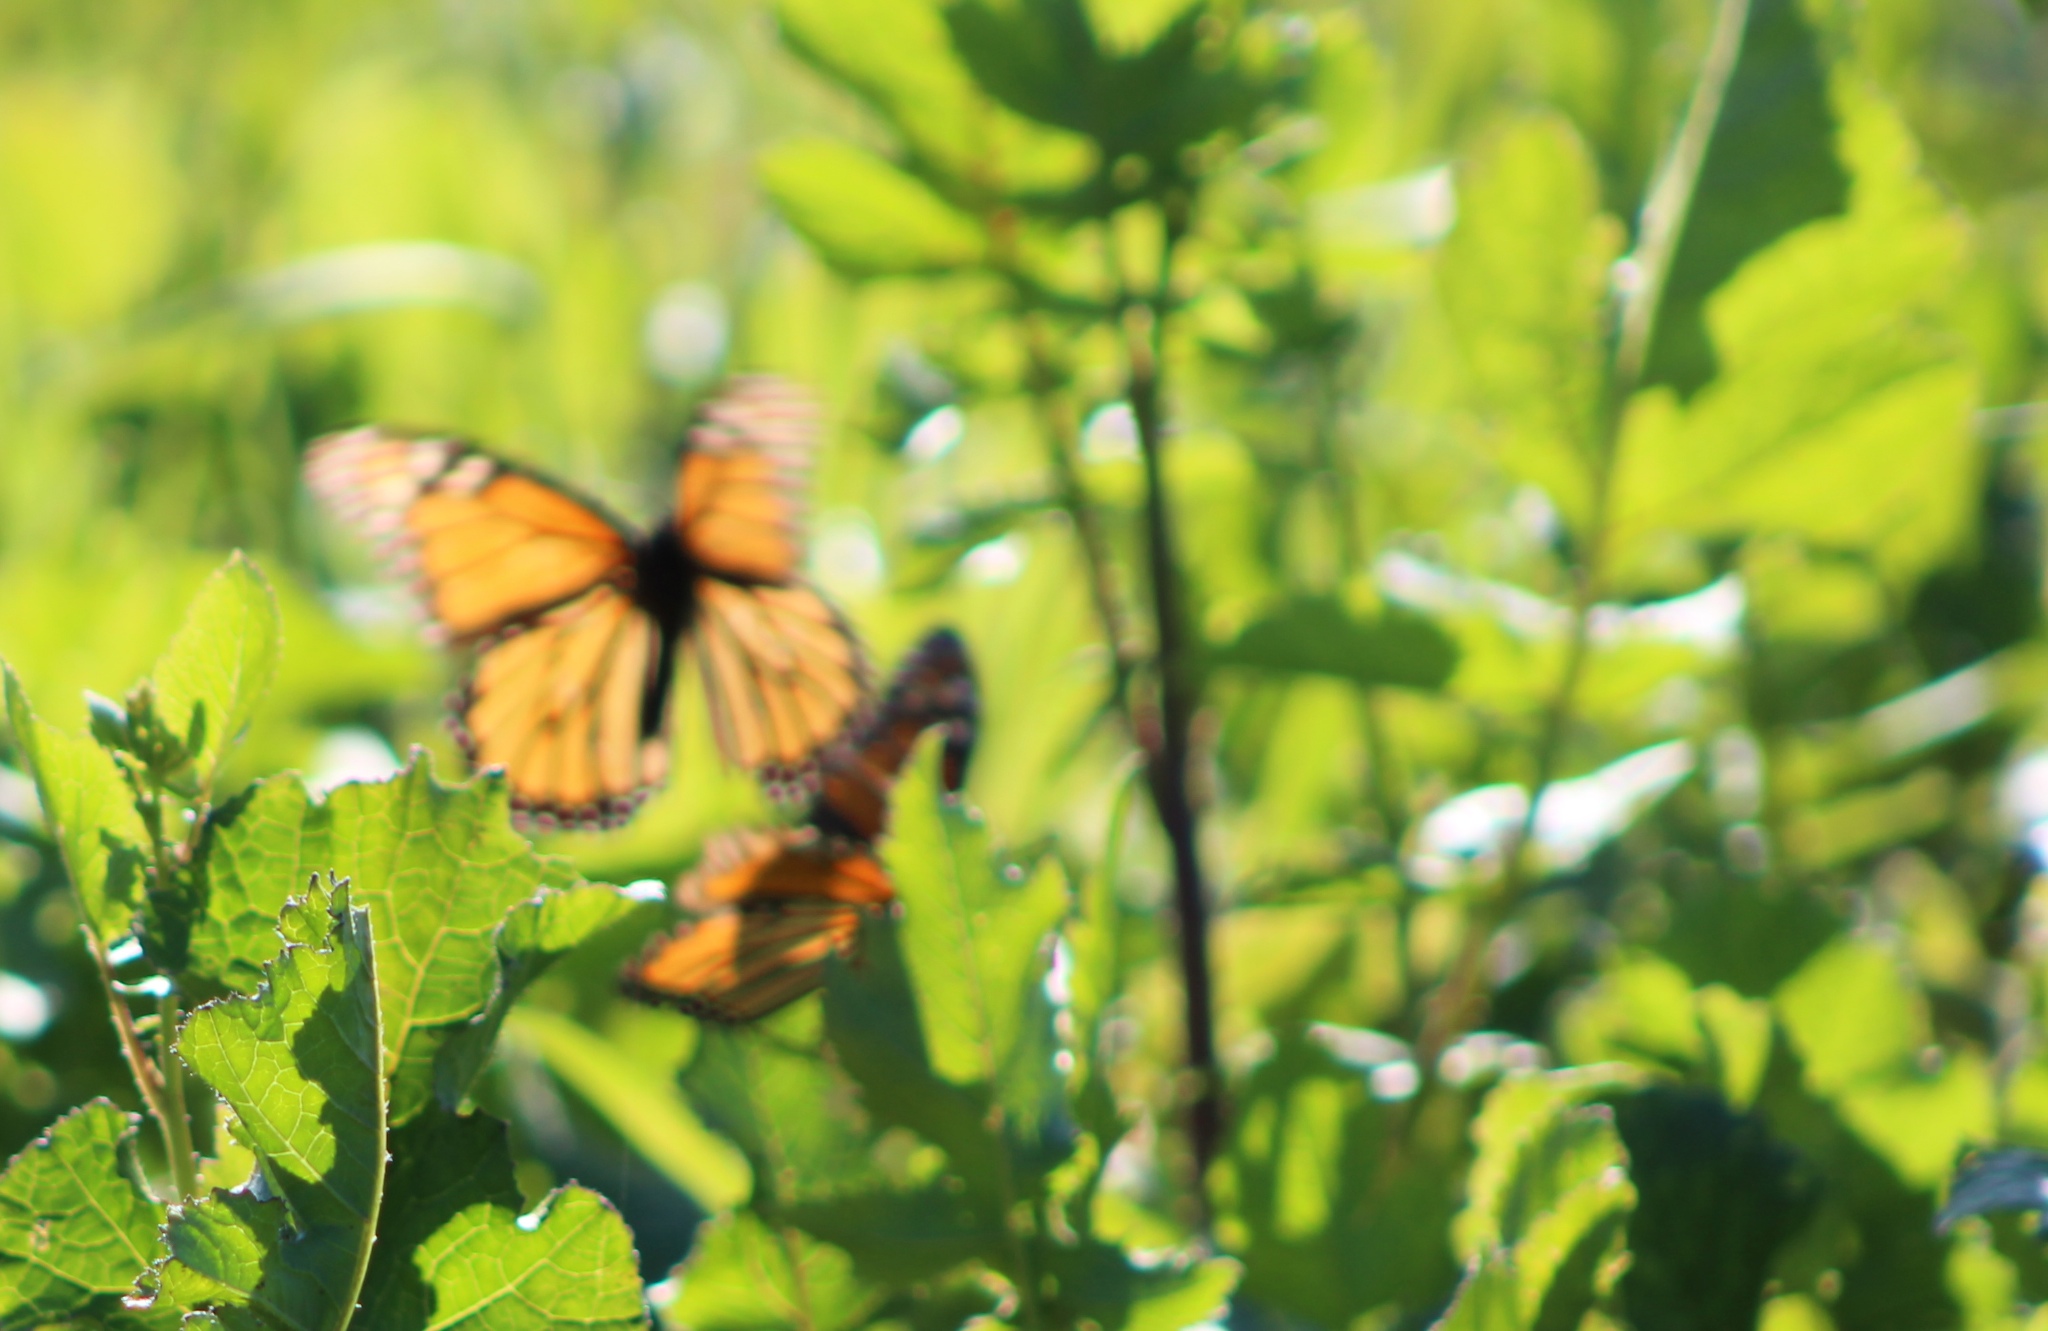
[1122,203,1222,1204]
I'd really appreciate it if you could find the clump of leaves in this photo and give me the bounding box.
[1,554,651,1330]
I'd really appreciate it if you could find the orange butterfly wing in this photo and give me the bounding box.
[674,376,818,583]
[621,905,868,1024]
[305,429,666,827]
[668,378,869,786]
[679,830,895,911]
[813,627,979,842]
[305,429,636,639]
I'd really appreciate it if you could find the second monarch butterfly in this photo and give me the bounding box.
[621,628,977,1023]
[304,377,869,830]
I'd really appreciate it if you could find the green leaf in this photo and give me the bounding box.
[680,1027,883,1207]
[1610,89,1979,586]
[1774,936,1993,1188]
[431,880,651,1114]
[1640,0,1849,394]
[153,875,385,1331]
[1110,1255,1242,1331]
[1553,952,1707,1074]
[353,1107,520,1329]
[657,1212,876,1331]
[1454,1066,1644,1262]
[186,777,334,991]
[887,745,1068,1098]
[360,1108,646,1331]
[1437,1074,1637,1331]
[774,0,1093,201]
[0,1099,170,1329]
[759,139,984,278]
[1774,938,1923,1094]
[183,760,589,1125]
[2,663,149,940]
[151,552,283,791]
[1437,112,1621,533]
[1210,596,1457,690]
[500,1005,750,1213]
[942,0,1263,194]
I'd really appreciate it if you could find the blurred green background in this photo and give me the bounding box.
[10,0,2048,1324]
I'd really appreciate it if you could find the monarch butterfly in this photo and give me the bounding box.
[622,628,977,1023]
[304,378,868,830]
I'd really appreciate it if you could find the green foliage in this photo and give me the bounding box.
[150,875,387,1330]
[8,1,2048,1328]
[0,1100,169,1329]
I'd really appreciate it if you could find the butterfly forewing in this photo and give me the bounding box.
[307,429,637,639]
[675,376,819,583]
[678,830,895,911]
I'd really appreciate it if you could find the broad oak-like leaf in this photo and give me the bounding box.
[0,1099,170,1330]
[183,756,620,1126]
[148,875,385,1331]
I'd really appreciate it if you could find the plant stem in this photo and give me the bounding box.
[158,989,200,1197]
[1401,0,1753,1122]
[1122,204,1223,1199]
[79,931,187,1196]
[1019,313,1143,714]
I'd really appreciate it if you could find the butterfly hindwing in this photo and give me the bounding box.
[455,584,670,828]
[622,902,869,1024]
[693,580,868,786]
[620,629,979,1023]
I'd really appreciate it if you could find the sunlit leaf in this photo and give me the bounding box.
[0,1100,169,1329]
[152,875,384,1331]
[760,139,984,278]
[364,1129,645,1331]
[1640,0,1848,394]
[181,759,586,1125]
[657,1212,876,1331]
[1436,112,1620,532]
[151,552,282,792]
[2,663,148,940]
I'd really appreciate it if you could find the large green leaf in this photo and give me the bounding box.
[1640,0,1849,394]
[430,881,651,1114]
[153,875,385,1331]
[657,1212,877,1331]
[187,777,334,991]
[886,745,1068,1100]
[773,0,1092,200]
[182,760,591,1125]
[1436,112,1620,532]
[1210,595,1457,690]
[150,552,282,793]
[759,139,984,278]
[1611,89,1978,586]
[2,663,148,939]
[358,1108,646,1331]
[1436,1069,1640,1331]
[0,1100,170,1330]
[1775,937,1995,1188]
